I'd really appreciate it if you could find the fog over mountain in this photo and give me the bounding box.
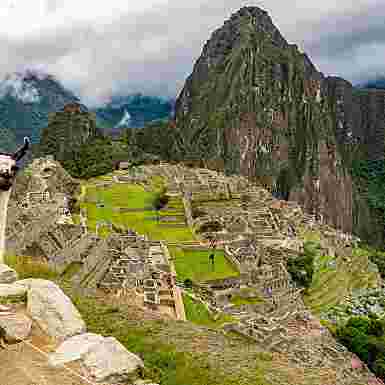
[1,0,385,107]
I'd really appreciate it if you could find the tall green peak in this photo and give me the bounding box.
[173,7,385,247]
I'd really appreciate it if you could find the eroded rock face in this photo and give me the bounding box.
[0,312,32,343]
[174,6,382,244]
[0,264,18,284]
[19,279,86,341]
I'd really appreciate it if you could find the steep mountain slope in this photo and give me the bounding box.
[174,6,384,246]
[0,71,80,146]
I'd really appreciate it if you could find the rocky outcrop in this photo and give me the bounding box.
[50,333,145,383]
[0,263,17,283]
[49,333,144,383]
[0,283,26,301]
[49,332,105,366]
[6,157,84,258]
[0,312,32,343]
[174,6,384,245]
[82,336,144,383]
[18,279,86,341]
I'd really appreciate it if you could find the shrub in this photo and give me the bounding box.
[336,316,385,380]
[286,240,317,290]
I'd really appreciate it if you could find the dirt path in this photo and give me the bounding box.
[0,306,92,385]
[0,343,91,385]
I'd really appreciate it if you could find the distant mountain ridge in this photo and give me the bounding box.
[0,70,174,146]
[0,71,80,149]
[92,94,174,137]
[357,77,385,89]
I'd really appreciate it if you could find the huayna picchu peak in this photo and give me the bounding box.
[174,5,385,248]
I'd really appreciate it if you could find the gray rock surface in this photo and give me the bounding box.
[50,333,145,383]
[20,279,86,341]
[0,283,27,302]
[0,264,17,284]
[82,336,144,383]
[49,333,105,366]
[0,312,32,342]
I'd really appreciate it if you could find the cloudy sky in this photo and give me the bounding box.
[1,0,384,106]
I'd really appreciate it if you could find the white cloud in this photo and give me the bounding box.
[0,0,384,106]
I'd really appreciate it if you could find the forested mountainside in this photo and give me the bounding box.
[171,6,385,247]
[0,71,80,147]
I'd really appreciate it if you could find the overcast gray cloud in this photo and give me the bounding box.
[1,0,385,106]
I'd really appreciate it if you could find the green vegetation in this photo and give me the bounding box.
[60,262,83,280]
[351,159,385,213]
[80,175,239,284]
[286,240,317,291]
[121,120,179,161]
[305,246,379,315]
[182,293,234,328]
[4,255,58,281]
[228,288,264,307]
[351,159,385,244]
[7,256,267,384]
[61,136,129,179]
[336,315,385,381]
[171,247,239,283]
[362,246,385,279]
[81,178,194,242]
[65,286,267,385]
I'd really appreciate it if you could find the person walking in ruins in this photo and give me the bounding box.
[209,252,215,269]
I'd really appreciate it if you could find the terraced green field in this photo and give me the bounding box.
[80,179,193,241]
[304,248,380,315]
[79,173,239,285]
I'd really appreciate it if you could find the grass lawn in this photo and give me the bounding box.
[182,293,234,328]
[229,288,264,306]
[81,179,195,242]
[231,296,263,306]
[171,247,239,283]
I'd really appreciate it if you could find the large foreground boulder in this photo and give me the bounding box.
[17,278,86,341]
[82,336,144,382]
[50,333,144,383]
[0,312,32,342]
[0,264,17,284]
[49,333,105,366]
